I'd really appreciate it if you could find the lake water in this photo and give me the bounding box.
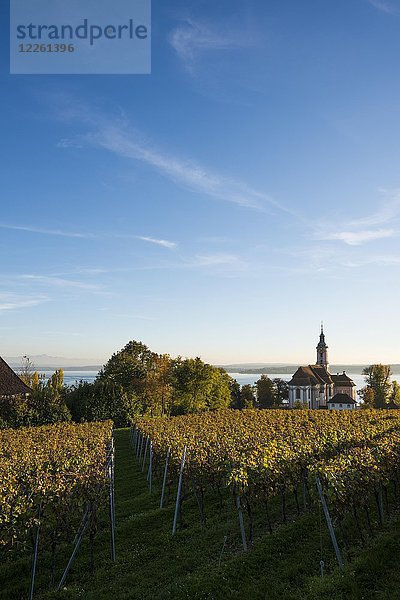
[44,369,366,392]
[228,372,366,393]
[39,370,99,386]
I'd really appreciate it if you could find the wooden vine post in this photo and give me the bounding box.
[160,447,170,508]
[172,446,187,535]
[316,477,344,570]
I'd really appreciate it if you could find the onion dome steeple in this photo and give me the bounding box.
[316,322,329,368]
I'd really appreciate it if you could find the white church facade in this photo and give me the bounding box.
[288,326,357,410]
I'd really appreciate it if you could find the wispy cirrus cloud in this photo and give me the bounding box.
[49,94,293,215]
[0,223,177,249]
[57,138,83,149]
[348,190,400,227]
[314,190,400,246]
[341,254,400,268]
[18,275,102,292]
[113,313,155,320]
[0,293,49,312]
[0,224,95,239]
[135,236,177,249]
[86,124,290,214]
[368,0,400,15]
[169,18,256,73]
[193,253,245,267]
[316,228,395,246]
[72,267,110,275]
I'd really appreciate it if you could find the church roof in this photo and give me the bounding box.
[328,393,356,405]
[288,365,332,387]
[0,357,31,396]
[331,372,355,387]
[288,366,319,387]
[310,365,333,385]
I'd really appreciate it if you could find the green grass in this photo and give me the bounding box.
[2,428,400,599]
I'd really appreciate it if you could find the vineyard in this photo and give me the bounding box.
[2,415,400,598]
[0,421,114,597]
[133,409,400,557]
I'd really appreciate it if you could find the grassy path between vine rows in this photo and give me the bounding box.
[3,428,400,599]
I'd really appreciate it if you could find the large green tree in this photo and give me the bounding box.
[208,368,233,410]
[240,384,256,409]
[67,340,234,421]
[171,357,232,413]
[273,378,289,405]
[97,341,175,416]
[359,364,392,409]
[66,380,137,426]
[98,340,154,393]
[389,380,400,406]
[229,379,242,409]
[256,374,275,408]
[1,368,71,428]
[29,370,71,425]
[141,354,173,416]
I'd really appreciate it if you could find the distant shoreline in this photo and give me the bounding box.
[8,363,400,376]
[8,364,103,372]
[55,365,102,372]
[218,364,400,376]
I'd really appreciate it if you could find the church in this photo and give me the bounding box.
[288,326,357,410]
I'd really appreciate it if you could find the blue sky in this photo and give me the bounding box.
[1,0,400,364]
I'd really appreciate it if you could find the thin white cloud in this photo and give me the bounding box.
[342,254,400,268]
[113,313,155,320]
[313,191,400,246]
[0,223,178,249]
[19,275,102,291]
[57,138,83,149]
[280,243,400,273]
[87,125,290,214]
[73,267,110,275]
[368,0,400,15]
[169,18,256,72]
[0,293,49,312]
[193,253,246,267]
[50,96,295,216]
[317,229,395,245]
[135,236,177,249]
[348,190,400,228]
[0,224,95,239]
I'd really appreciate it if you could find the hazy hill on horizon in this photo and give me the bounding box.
[219,363,400,375]
[4,356,400,376]
[5,354,105,370]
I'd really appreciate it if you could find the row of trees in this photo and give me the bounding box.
[51,361,400,423]
[231,375,288,410]
[11,347,399,427]
[67,341,288,425]
[1,342,289,428]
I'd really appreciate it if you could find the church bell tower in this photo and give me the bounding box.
[316,322,329,368]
